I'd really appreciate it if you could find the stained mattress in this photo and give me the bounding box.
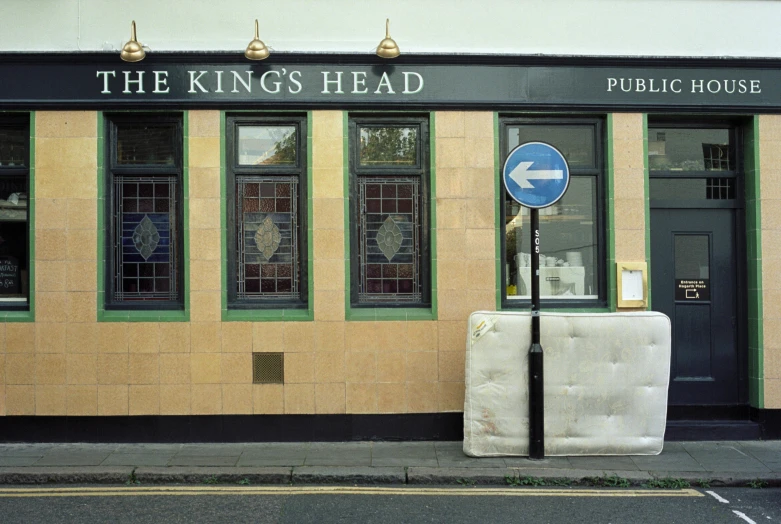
[464,311,671,456]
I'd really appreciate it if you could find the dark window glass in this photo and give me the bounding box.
[350,116,430,307]
[227,116,307,309]
[502,119,605,306]
[675,235,710,279]
[116,123,177,165]
[106,115,183,309]
[649,178,736,200]
[648,128,734,172]
[0,128,27,167]
[0,118,30,310]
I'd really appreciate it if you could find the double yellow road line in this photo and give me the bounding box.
[0,486,704,498]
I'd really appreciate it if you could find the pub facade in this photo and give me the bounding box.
[0,0,779,441]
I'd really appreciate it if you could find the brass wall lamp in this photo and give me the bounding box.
[120,20,146,62]
[376,18,400,58]
[245,19,270,60]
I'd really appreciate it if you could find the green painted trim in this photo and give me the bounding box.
[343,111,436,322]
[2,112,35,322]
[745,115,764,409]
[220,111,228,317]
[606,114,617,311]
[181,111,191,321]
[97,111,190,322]
[96,111,106,317]
[494,112,504,310]
[220,111,314,322]
[343,111,351,318]
[428,112,438,320]
[642,114,652,310]
[306,111,315,319]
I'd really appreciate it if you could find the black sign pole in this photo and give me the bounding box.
[529,208,544,460]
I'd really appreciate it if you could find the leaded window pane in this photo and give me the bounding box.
[236,176,299,299]
[113,176,178,301]
[237,126,297,166]
[358,177,421,303]
[116,124,177,165]
[359,126,418,166]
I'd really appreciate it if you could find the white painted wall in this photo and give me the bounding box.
[1,0,779,58]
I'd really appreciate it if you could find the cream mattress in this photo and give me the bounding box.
[464,311,671,456]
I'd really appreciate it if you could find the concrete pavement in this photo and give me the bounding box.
[0,440,778,486]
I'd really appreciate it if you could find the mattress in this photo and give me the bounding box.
[463,311,671,456]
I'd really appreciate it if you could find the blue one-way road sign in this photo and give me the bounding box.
[503,142,570,208]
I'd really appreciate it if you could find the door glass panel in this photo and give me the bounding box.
[648,128,733,172]
[675,235,709,279]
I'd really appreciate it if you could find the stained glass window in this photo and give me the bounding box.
[227,117,307,309]
[358,178,421,303]
[105,115,183,308]
[350,116,430,307]
[0,116,30,310]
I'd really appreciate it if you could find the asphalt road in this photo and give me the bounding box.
[0,486,778,523]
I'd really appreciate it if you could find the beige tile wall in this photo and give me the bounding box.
[759,115,781,408]
[0,110,498,417]
[435,111,495,411]
[610,113,647,310]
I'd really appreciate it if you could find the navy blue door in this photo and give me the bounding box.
[651,208,739,405]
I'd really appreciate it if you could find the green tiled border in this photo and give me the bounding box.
[97,111,190,322]
[606,114,618,311]
[494,113,503,310]
[745,116,764,408]
[2,111,35,322]
[642,114,652,310]
[220,111,314,321]
[344,111,437,321]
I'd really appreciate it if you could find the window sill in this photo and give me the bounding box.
[222,308,313,322]
[0,309,33,322]
[346,307,435,322]
[98,309,190,322]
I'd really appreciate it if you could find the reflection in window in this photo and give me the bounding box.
[648,128,734,172]
[0,118,30,309]
[238,126,296,166]
[509,126,595,168]
[359,126,418,166]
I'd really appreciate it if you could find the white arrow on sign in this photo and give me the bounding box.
[508,161,564,189]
